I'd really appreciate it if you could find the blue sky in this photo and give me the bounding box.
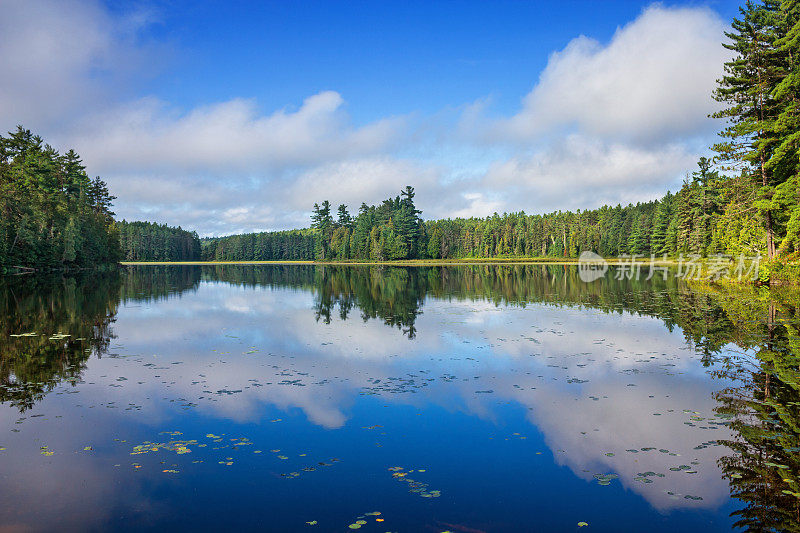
[126,0,741,121]
[1,0,743,235]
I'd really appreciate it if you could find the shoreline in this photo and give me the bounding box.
[119,259,800,285]
[121,258,683,266]
[2,258,796,286]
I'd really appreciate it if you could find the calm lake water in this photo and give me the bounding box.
[0,265,797,532]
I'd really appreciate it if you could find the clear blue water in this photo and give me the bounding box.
[0,265,777,531]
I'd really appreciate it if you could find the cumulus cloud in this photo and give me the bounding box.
[71,92,406,174]
[474,5,728,144]
[478,135,698,213]
[446,192,504,219]
[442,4,729,218]
[286,157,441,210]
[0,0,159,131]
[107,156,441,235]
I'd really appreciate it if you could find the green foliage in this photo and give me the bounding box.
[0,126,119,270]
[307,186,424,261]
[117,220,201,261]
[201,229,316,261]
[194,166,780,264]
[0,272,122,410]
[712,0,800,259]
[311,200,334,260]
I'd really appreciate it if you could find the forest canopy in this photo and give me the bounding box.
[0,127,201,271]
[0,127,119,271]
[118,221,201,262]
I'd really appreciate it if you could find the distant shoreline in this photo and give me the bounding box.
[120,258,684,266]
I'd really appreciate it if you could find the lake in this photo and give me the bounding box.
[0,264,797,532]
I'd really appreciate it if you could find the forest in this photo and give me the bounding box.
[0,126,203,271]
[201,228,316,262]
[199,158,773,264]
[0,127,119,271]
[118,221,201,262]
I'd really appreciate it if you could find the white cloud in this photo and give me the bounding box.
[0,0,159,131]
[480,5,728,144]
[71,93,407,174]
[286,157,441,211]
[478,135,697,212]
[107,156,440,235]
[443,5,728,218]
[446,192,504,219]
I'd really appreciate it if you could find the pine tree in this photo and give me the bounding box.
[713,0,786,259]
[398,185,422,258]
[336,204,352,228]
[427,226,442,259]
[773,0,800,254]
[0,126,119,270]
[311,201,334,260]
[651,194,672,254]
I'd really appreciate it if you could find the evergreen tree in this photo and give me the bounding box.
[311,201,334,260]
[337,204,352,228]
[772,0,800,254]
[118,221,201,261]
[651,194,672,254]
[714,0,786,259]
[0,126,119,271]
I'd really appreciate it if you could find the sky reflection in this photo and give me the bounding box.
[0,267,741,532]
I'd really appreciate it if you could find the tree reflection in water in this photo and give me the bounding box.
[1,264,800,530]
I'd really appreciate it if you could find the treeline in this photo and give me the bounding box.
[200,187,424,262]
[118,220,201,262]
[5,0,800,270]
[0,127,119,271]
[0,127,204,269]
[202,187,425,261]
[308,186,424,260]
[424,158,765,259]
[201,229,316,261]
[198,167,763,262]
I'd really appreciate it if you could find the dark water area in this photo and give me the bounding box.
[0,264,798,532]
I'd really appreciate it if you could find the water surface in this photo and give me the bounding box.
[0,265,796,531]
